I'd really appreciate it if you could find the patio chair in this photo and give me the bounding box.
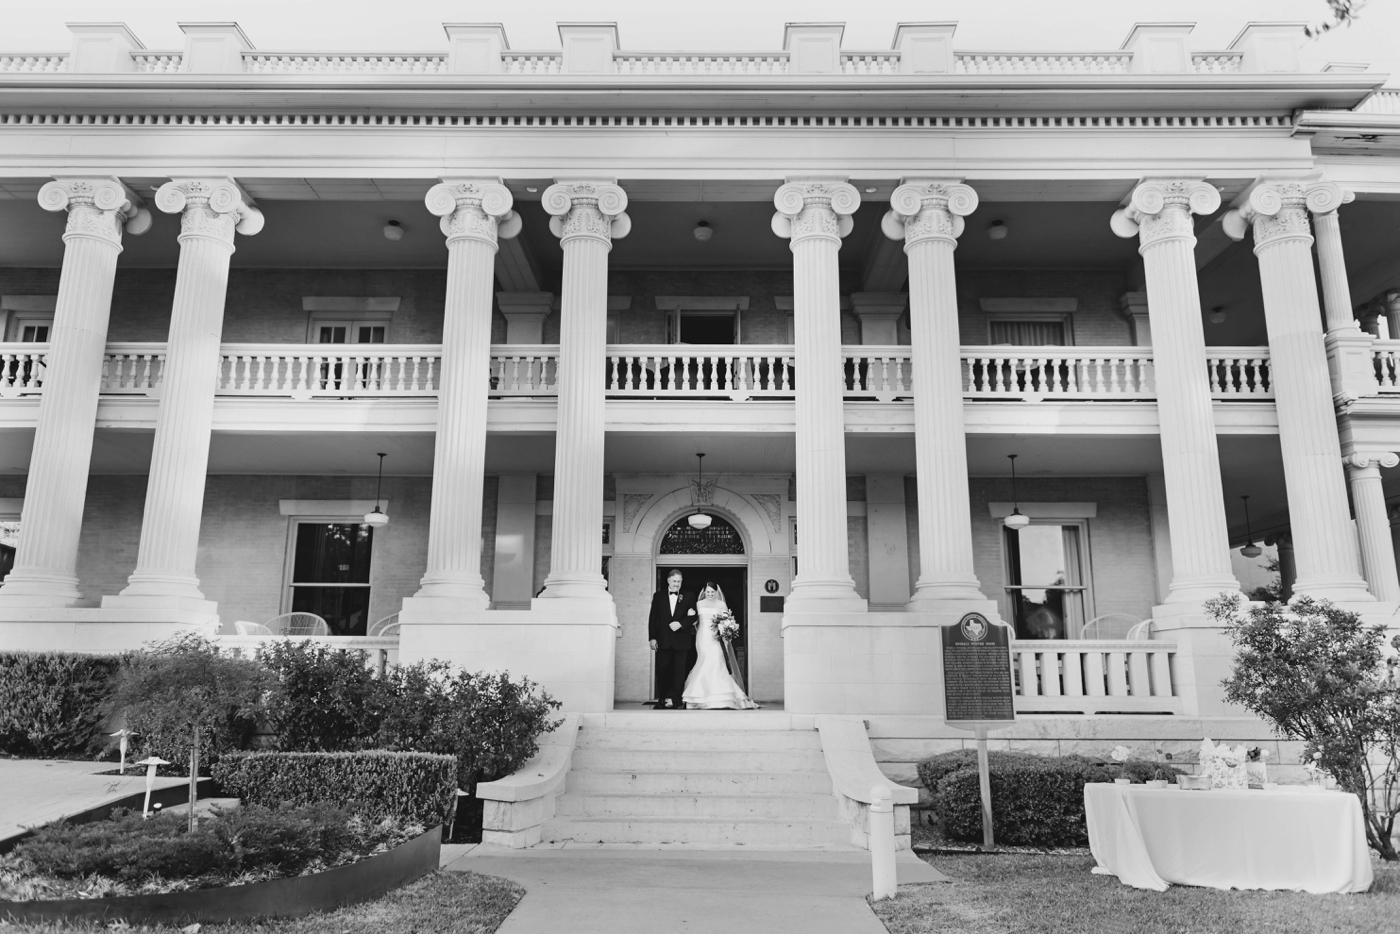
[368,613,400,638]
[266,612,330,636]
[1080,614,1144,640]
[233,620,274,636]
[1126,619,1154,640]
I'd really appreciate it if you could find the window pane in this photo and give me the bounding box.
[1005,524,1086,640]
[1012,589,1084,640]
[357,325,386,343]
[1010,525,1067,587]
[292,586,370,636]
[989,320,1065,346]
[21,325,50,342]
[318,326,347,344]
[292,523,373,583]
[679,313,736,345]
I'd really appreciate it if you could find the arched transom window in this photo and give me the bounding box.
[659,515,745,555]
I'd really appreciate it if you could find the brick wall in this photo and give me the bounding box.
[957,269,1131,346]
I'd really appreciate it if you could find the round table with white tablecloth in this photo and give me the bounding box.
[1084,783,1373,893]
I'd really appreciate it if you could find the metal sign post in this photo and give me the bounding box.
[941,612,1017,851]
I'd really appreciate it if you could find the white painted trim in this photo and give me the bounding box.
[279,499,387,516]
[302,297,401,312]
[0,498,22,517]
[988,502,1097,519]
[654,296,750,311]
[980,297,1078,313]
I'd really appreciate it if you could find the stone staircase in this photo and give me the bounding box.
[540,711,851,847]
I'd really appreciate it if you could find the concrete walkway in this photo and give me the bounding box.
[0,760,185,841]
[444,844,946,934]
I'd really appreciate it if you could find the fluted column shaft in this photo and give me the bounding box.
[883,180,984,603]
[1312,201,1358,333]
[118,180,261,602]
[1346,455,1400,603]
[539,181,629,600]
[0,179,148,605]
[415,180,520,604]
[773,180,864,610]
[1226,181,1372,601]
[1112,180,1239,603]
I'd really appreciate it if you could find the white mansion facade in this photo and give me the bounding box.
[2,19,1400,729]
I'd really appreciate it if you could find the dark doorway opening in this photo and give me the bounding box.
[653,564,748,698]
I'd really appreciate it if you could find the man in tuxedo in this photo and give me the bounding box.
[648,568,697,709]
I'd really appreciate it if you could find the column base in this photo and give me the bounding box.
[411,581,491,611]
[0,607,219,653]
[536,575,611,602]
[1162,580,1243,605]
[102,593,218,614]
[785,579,868,615]
[116,574,207,603]
[1291,578,1377,603]
[905,595,1002,621]
[0,572,84,607]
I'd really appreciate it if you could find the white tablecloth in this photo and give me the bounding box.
[1084,783,1373,893]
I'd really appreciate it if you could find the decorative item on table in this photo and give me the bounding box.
[1110,744,1133,784]
[1176,774,1212,790]
[1147,744,1173,788]
[1245,746,1270,787]
[1302,749,1338,788]
[710,608,739,643]
[1197,737,1248,789]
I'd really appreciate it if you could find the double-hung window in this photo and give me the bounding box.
[1003,522,1090,639]
[286,521,374,635]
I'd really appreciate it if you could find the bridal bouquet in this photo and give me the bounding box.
[710,609,739,643]
[1197,737,1248,790]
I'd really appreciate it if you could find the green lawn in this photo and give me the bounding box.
[873,853,1400,934]
[0,870,523,934]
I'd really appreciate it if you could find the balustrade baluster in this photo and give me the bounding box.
[1106,651,1129,696]
[1207,358,1223,395]
[1039,651,1061,696]
[1018,650,1039,697]
[1149,651,1173,697]
[1127,651,1151,697]
[1062,649,1084,696]
[1084,650,1107,696]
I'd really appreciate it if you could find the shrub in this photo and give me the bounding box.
[934,759,1098,847]
[259,641,387,752]
[0,652,120,757]
[376,664,561,796]
[213,749,458,830]
[916,749,1054,796]
[1214,592,1400,861]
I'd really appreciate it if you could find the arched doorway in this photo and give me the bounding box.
[653,514,749,696]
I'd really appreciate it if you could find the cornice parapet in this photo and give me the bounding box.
[37,176,151,247]
[1222,178,1341,251]
[1109,178,1220,250]
[771,179,860,244]
[425,178,520,247]
[155,177,263,246]
[542,180,629,244]
[880,178,977,247]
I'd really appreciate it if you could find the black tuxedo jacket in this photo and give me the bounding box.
[649,589,698,650]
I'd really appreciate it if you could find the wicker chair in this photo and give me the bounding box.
[368,613,400,638]
[1126,619,1154,640]
[233,620,274,636]
[265,612,330,636]
[1080,614,1145,640]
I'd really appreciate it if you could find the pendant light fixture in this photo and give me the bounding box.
[688,453,712,530]
[1004,454,1030,530]
[1240,495,1261,558]
[363,453,389,528]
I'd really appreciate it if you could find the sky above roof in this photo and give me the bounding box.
[3,0,1397,84]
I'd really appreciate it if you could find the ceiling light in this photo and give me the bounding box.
[382,220,403,241]
[688,453,712,529]
[1209,305,1227,325]
[988,220,1009,241]
[1004,454,1031,530]
[363,453,389,528]
[1240,496,1261,558]
[864,187,878,193]
[525,186,539,193]
[693,220,713,242]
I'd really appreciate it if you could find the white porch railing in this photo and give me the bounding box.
[605,345,796,399]
[102,342,167,394]
[1371,341,1400,392]
[1205,348,1273,398]
[0,344,47,396]
[616,52,789,75]
[214,634,400,674]
[217,344,441,398]
[491,345,558,396]
[960,346,1154,399]
[1012,639,1183,715]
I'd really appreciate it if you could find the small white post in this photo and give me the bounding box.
[869,784,897,901]
[976,725,995,849]
[136,756,170,818]
[110,728,136,774]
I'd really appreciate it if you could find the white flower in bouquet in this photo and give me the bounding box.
[1110,745,1132,763]
[1197,738,1248,789]
[710,609,739,643]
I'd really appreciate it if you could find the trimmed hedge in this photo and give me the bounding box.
[213,750,458,830]
[0,652,121,757]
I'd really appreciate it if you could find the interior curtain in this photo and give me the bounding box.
[989,320,1066,346]
[1062,525,1085,637]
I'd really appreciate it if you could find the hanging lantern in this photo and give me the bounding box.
[1240,495,1262,558]
[363,453,389,528]
[1004,454,1030,530]
[688,453,712,530]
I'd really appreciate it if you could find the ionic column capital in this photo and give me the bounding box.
[38,176,151,247]
[1345,451,1400,471]
[772,179,860,243]
[1221,179,1340,251]
[881,179,978,247]
[1110,178,1220,249]
[156,178,263,246]
[542,180,630,244]
[426,178,521,247]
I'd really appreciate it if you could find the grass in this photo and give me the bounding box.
[0,870,523,934]
[872,853,1400,934]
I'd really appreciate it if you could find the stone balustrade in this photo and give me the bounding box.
[1012,639,1185,715]
[215,634,399,674]
[1372,341,1400,391]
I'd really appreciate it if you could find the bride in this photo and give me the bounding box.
[682,582,759,710]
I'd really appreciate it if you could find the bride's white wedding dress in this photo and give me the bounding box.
[683,598,759,710]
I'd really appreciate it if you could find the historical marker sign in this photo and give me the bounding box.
[942,612,1016,726]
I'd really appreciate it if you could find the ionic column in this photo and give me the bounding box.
[1309,186,1359,333]
[1345,453,1400,603]
[110,180,261,607]
[772,180,864,611]
[1224,181,1373,601]
[0,178,149,606]
[413,179,521,605]
[881,180,985,606]
[537,181,629,601]
[1111,179,1240,603]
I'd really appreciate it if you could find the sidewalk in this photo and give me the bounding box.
[0,760,185,842]
[443,843,946,934]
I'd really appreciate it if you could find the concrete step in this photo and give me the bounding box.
[576,728,821,752]
[566,769,834,796]
[582,711,812,731]
[570,748,827,772]
[555,792,839,820]
[541,816,852,846]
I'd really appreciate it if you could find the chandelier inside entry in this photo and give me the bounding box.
[688,453,712,530]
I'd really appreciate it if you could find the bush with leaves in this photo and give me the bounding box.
[258,641,387,752]
[1213,592,1400,861]
[0,652,121,757]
